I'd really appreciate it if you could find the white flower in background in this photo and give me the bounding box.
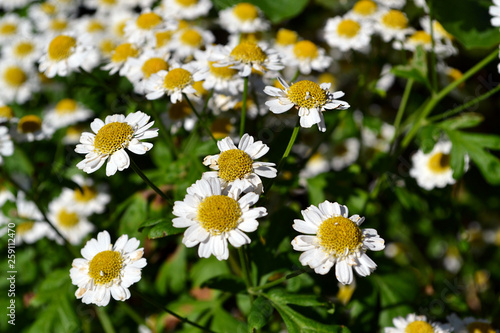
[158,0,212,20]
[361,122,395,153]
[413,0,429,12]
[48,197,95,245]
[0,105,15,123]
[393,31,455,57]
[384,313,452,333]
[284,40,332,75]
[0,0,35,11]
[75,111,158,176]
[490,0,500,28]
[347,0,382,21]
[59,175,111,215]
[446,313,498,333]
[169,26,215,61]
[264,77,350,132]
[0,61,40,105]
[331,138,360,171]
[70,230,147,306]
[160,99,197,133]
[272,28,298,57]
[299,149,331,185]
[1,35,43,65]
[375,64,396,92]
[0,14,32,45]
[11,114,53,142]
[13,192,52,245]
[409,140,468,190]
[218,2,269,34]
[124,10,173,45]
[202,133,277,194]
[374,9,414,42]
[84,0,122,14]
[291,200,385,285]
[419,17,457,57]
[44,98,94,130]
[102,42,141,76]
[172,178,267,261]
[74,16,109,48]
[0,126,14,164]
[123,50,169,94]
[324,16,372,52]
[375,0,406,9]
[38,33,100,78]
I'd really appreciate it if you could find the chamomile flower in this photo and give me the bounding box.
[14,192,52,245]
[384,313,452,333]
[124,10,173,46]
[299,149,331,184]
[75,111,159,177]
[393,31,455,57]
[2,35,43,65]
[375,0,406,9]
[144,63,207,103]
[272,28,299,56]
[63,125,86,145]
[218,2,270,34]
[169,26,215,60]
[0,14,32,45]
[409,140,468,190]
[84,0,122,14]
[11,114,52,142]
[202,133,277,194]
[291,200,385,285]
[70,230,147,306]
[162,100,197,133]
[361,122,395,153]
[158,0,213,20]
[172,178,267,261]
[447,313,498,333]
[324,16,372,52]
[264,77,350,132]
[0,105,15,123]
[0,126,14,164]
[44,98,94,130]
[38,33,100,78]
[347,0,382,21]
[123,50,169,94]
[285,40,332,75]
[374,9,413,42]
[102,42,141,76]
[0,0,35,11]
[48,197,95,245]
[0,61,40,105]
[331,138,360,171]
[490,0,500,28]
[60,175,111,215]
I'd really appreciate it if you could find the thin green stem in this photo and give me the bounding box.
[95,306,116,333]
[360,173,387,216]
[119,302,145,326]
[250,269,309,293]
[238,246,254,302]
[393,79,414,136]
[183,93,217,144]
[201,88,214,115]
[239,76,249,138]
[129,158,171,203]
[401,48,499,148]
[290,69,300,83]
[149,101,178,159]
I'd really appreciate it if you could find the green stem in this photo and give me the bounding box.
[95,306,116,333]
[238,246,254,301]
[360,173,387,216]
[250,269,309,293]
[149,101,178,159]
[290,69,300,83]
[183,93,217,144]
[129,158,171,203]
[393,79,414,137]
[401,48,499,148]
[119,302,145,326]
[428,83,500,123]
[239,76,249,138]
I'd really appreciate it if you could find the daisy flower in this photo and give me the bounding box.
[331,138,360,171]
[347,0,382,21]
[284,40,332,75]
[291,200,385,285]
[374,9,414,42]
[409,140,468,190]
[375,0,406,9]
[11,114,53,142]
[59,175,111,215]
[0,0,35,11]
[0,104,15,123]
[75,111,159,177]
[218,2,270,34]
[172,178,267,261]
[1,35,43,65]
[272,28,299,55]
[48,197,95,245]
[490,0,500,27]
[299,149,331,184]
[361,122,395,153]
[169,25,215,61]
[124,10,173,46]
[447,313,498,333]
[264,77,350,132]
[63,125,85,145]
[14,192,52,245]
[384,313,452,333]
[123,50,169,94]
[324,16,372,52]
[0,61,40,105]
[161,99,197,133]
[202,133,277,194]
[0,14,32,45]
[0,126,14,164]
[44,98,94,130]
[158,0,213,20]
[70,230,147,306]
[102,42,141,76]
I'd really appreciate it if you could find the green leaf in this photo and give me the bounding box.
[433,0,500,50]
[190,256,231,287]
[212,0,309,23]
[247,296,274,332]
[436,112,484,130]
[118,193,147,237]
[372,272,418,308]
[138,217,164,231]
[202,274,247,294]
[417,125,441,153]
[155,246,187,295]
[391,46,430,89]
[211,307,247,332]
[306,174,327,205]
[268,288,333,308]
[147,220,183,239]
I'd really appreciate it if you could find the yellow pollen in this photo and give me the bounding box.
[55,98,78,114]
[136,12,162,30]
[178,20,190,30]
[428,152,450,173]
[168,100,192,120]
[4,66,27,87]
[18,115,42,134]
[87,21,105,33]
[337,19,361,38]
[217,149,253,182]
[114,21,127,38]
[66,125,83,137]
[193,80,207,95]
[17,221,35,234]
[14,42,34,57]
[197,195,242,235]
[88,250,123,285]
[408,31,432,44]
[209,61,237,78]
[48,35,76,61]
[233,3,259,21]
[50,18,68,31]
[211,118,233,139]
[230,42,267,63]
[467,322,496,333]
[180,29,203,47]
[163,68,192,90]
[100,0,117,4]
[176,0,198,7]
[0,23,16,35]
[276,28,298,46]
[405,321,434,333]
[317,216,363,255]
[41,3,57,14]
[382,10,408,29]
[57,209,79,227]
[352,0,377,16]
[293,40,318,59]
[0,106,14,119]
[240,32,262,44]
[155,30,173,47]
[94,122,134,155]
[74,185,98,202]
[99,39,116,56]
[141,58,168,78]
[287,80,327,109]
[434,21,453,40]
[111,43,138,63]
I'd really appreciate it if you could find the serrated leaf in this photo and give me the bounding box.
[436,112,484,130]
[247,296,274,332]
[391,46,430,89]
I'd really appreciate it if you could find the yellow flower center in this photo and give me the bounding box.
[0,106,14,119]
[293,40,318,59]
[352,0,377,16]
[211,118,233,140]
[427,152,450,173]
[163,68,193,90]
[287,80,327,109]
[230,41,267,64]
[111,43,139,63]
[168,100,192,120]
[48,35,76,61]
[87,20,105,33]
[17,221,35,235]
[74,185,98,202]
[180,29,203,47]
[155,30,173,48]
[141,58,168,79]
[405,321,434,333]
[55,98,78,114]
[100,0,117,4]
[233,3,259,21]
[57,209,79,227]
[50,18,68,31]
[318,72,336,87]
[467,322,496,333]
[99,39,116,57]
[217,149,254,182]
[434,21,453,40]
[41,3,57,14]
[317,216,363,255]
[18,115,42,134]
[178,20,190,30]
[14,42,34,57]
[4,66,27,87]
[136,12,162,30]
[193,80,207,95]
[240,32,262,44]
[197,195,242,235]
[0,23,16,35]
[447,68,463,87]
[209,61,237,79]
[113,21,127,38]
[408,31,432,45]
[382,10,408,29]
[337,19,361,38]
[176,0,199,6]
[276,28,298,46]
[94,122,134,155]
[88,250,123,285]
[66,125,83,138]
